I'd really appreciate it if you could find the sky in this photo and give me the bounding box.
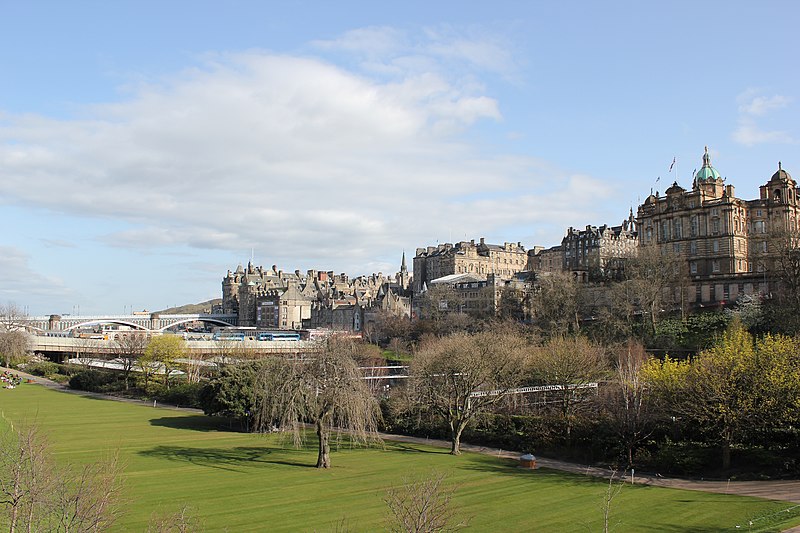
[1,1,799,316]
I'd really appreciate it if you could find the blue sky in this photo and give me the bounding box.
[1,1,798,316]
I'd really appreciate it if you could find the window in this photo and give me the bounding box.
[761,241,768,253]
[673,243,681,253]
[673,220,682,239]
[712,260,720,273]
[661,221,668,241]
[690,261,697,274]
[713,240,720,253]
[712,219,720,234]
[690,216,698,237]
[689,241,697,255]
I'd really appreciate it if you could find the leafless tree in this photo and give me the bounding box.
[112,333,149,390]
[0,422,124,532]
[620,245,685,336]
[527,272,582,336]
[0,331,30,368]
[530,336,608,440]
[409,330,528,455]
[52,450,124,533]
[181,350,210,384]
[0,422,52,533]
[252,338,382,468]
[0,302,30,368]
[384,472,468,533]
[761,227,800,333]
[604,341,653,467]
[147,504,204,533]
[0,302,27,332]
[415,285,464,321]
[601,468,624,533]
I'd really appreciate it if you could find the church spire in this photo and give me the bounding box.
[400,251,407,272]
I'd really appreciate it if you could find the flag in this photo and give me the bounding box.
[669,157,676,172]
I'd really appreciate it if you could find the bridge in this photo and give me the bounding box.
[30,335,319,359]
[19,313,239,333]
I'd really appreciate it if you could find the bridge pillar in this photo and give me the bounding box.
[49,314,62,331]
[150,313,160,331]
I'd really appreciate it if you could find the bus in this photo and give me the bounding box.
[257,332,301,341]
[212,332,246,341]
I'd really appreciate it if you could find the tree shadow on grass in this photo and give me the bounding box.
[138,445,315,471]
[149,415,244,433]
[383,442,449,455]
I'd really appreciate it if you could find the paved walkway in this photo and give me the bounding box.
[4,366,800,529]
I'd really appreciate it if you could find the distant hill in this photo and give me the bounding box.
[155,299,222,315]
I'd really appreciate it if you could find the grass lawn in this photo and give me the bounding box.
[1,384,799,532]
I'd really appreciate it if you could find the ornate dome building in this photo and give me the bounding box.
[637,148,799,306]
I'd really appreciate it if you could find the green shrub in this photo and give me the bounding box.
[24,361,60,377]
[68,369,118,392]
[152,382,205,409]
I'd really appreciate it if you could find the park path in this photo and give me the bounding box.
[4,366,800,527]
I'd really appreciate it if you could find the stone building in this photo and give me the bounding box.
[221,255,412,331]
[636,147,798,305]
[528,245,563,274]
[562,212,638,282]
[412,238,528,294]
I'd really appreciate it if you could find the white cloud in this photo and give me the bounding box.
[737,91,791,116]
[732,119,796,147]
[0,246,72,302]
[0,30,603,277]
[732,89,797,146]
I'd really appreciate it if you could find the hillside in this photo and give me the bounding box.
[155,299,222,315]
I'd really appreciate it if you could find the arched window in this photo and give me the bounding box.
[774,189,782,201]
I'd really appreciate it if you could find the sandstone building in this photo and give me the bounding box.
[562,212,638,282]
[636,147,798,305]
[412,238,528,294]
[222,255,412,331]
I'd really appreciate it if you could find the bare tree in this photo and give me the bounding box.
[604,341,653,467]
[530,336,608,440]
[761,227,800,333]
[620,245,684,336]
[252,338,382,468]
[0,331,30,368]
[601,469,624,533]
[384,472,468,533]
[0,302,27,332]
[409,330,528,455]
[112,333,149,390]
[0,422,124,532]
[0,301,30,368]
[148,504,203,533]
[0,422,52,533]
[52,450,124,533]
[527,272,582,336]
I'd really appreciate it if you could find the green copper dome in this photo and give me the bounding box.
[695,146,721,182]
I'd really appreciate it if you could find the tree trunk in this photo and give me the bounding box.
[316,419,331,468]
[450,420,468,455]
[722,441,731,471]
